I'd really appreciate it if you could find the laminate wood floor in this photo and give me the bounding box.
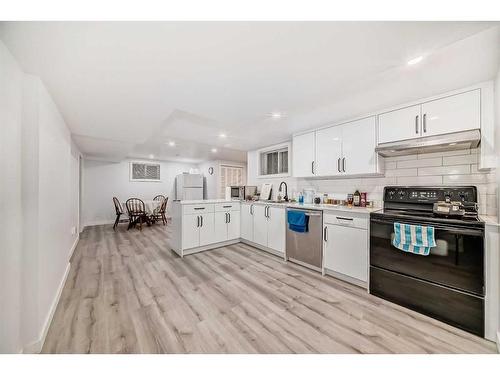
[42,224,497,354]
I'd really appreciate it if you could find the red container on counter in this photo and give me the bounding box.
[360,192,367,207]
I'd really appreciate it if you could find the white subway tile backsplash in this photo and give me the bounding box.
[385,168,418,177]
[418,165,470,176]
[396,176,443,185]
[417,149,470,159]
[397,158,442,169]
[443,154,478,166]
[288,147,495,210]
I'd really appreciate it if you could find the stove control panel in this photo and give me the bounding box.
[384,186,477,204]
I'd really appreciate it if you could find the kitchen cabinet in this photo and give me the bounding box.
[378,89,480,143]
[315,125,343,176]
[182,214,202,250]
[292,132,315,177]
[227,210,240,240]
[198,213,215,246]
[421,89,480,137]
[323,212,368,285]
[267,206,285,254]
[252,204,268,247]
[341,117,378,175]
[214,207,240,243]
[378,105,421,144]
[240,203,254,241]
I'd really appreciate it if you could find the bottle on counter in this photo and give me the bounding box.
[353,190,361,207]
[347,193,353,207]
[360,192,367,207]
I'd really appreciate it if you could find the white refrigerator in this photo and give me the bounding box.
[175,173,204,200]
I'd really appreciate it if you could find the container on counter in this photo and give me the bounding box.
[303,189,315,204]
[347,194,353,207]
[360,192,367,207]
[353,190,361,206]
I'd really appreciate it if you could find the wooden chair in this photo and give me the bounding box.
[125,198,149,231]
[112,197,126,231]
[151,197,168,226]
[153,194,166,202]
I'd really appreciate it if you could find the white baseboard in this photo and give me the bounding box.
[496,331,500,353]
[23,262,71,354]
[68,235,79,261]
[83,219,114,228]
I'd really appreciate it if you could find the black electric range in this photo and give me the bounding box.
[369,186,485,337]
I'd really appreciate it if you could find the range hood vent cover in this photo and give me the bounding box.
[375,129,480,157]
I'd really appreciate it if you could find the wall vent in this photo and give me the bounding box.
[130,162,161,182]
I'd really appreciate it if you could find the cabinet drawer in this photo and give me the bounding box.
[214,202,240,212]
[183,204,214,215]
[324,213,368,229]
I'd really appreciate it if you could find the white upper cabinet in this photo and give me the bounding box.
[341,117,378,175]
[378,90,481,143]
[421,89,480,137]
[315,125,343,176]
[378,105,421,144]
[292,132,315,177]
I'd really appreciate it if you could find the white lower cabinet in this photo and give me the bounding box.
[214,210,240,243]
[267,206,285,253]
[182,214,202,250]
[323,212,368,284]
[198,213,215,246]
[241,203,285,255]
[240,203,254,241]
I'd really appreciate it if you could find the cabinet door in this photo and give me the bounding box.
[214,211,228,243]
[240,204,254,241]
[199,213,215,247]
[227,211,240,240]
[267,207,285,253]
[341,116,378,175]
[421,90,480,137]
[324,224,368,282]
[182,214,200,250]
[315,125,343,176]
[252,205,268,247]
[378,105,421,143]
[292,132,315,177]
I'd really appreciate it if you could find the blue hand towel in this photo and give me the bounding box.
[288,210,309,233]
[392,222,436,256]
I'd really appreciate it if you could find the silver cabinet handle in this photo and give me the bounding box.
[324,226,328,242]
[228,212,231,223]
[250,204,254,215]
[336,216,353,221]
[197,216,200,227]
[415,115,419,134]
[423,113,427,133]
[267,206,270,219]
[311,161,315,175]
[225,213,228,223]
[200,215,203,227]
[337,158,341,172]
[342,157,346,172]
[194,207,205,210]
[223,205,232,208]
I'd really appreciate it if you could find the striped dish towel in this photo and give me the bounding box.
[392,223,436,256]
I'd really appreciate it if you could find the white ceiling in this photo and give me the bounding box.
[1,21,499,163]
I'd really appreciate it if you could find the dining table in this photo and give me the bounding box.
[122,200,162,215]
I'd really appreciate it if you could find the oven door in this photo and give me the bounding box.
[370,216,484,296]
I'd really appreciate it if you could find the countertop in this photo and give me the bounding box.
[174,199,236,205]
[240,200,380,215]
[479,215,500,227]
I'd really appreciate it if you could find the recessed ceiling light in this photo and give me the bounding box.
[168,141,176,147]
[407,56,424,65]
[219,133,227,138]
[270,112,283,119]
[149,154,155,159]
[211,148,218,153]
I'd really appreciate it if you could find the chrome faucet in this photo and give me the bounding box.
[278,181,288,202]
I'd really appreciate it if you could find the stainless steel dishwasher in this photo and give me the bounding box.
[286,208,323,272]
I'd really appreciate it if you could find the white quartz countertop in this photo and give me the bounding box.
[175,199,238,205]
[241,200,380,215]
[480,215,500,227]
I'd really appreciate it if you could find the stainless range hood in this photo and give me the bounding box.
[375,129,481,157]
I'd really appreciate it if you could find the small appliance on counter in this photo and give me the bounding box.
[303,188,315,204]
[230,185,257,200]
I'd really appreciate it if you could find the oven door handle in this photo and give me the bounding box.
[370,218,484,236]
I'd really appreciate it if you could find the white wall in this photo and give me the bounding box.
[82,158,197,226]
[0,40,81,353]
[198,160,247,199]
[0,39,24,353]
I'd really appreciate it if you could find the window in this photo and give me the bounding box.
[220,165,245,197]
[130,162,161,181]
[260,147,289,176]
